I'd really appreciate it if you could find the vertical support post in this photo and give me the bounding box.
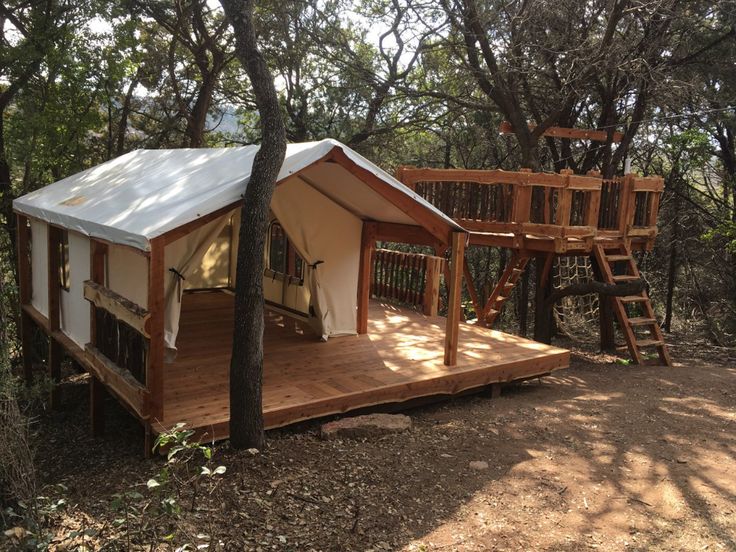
[16,214,33,384]
[444,232,466,366]
[357,222,377,334]
[423,256,442,317]
[89,240,107,345]
[617,174,635,239]
[90,374,106,437]
[47,225,62,332]
[585,170,602,230]
[147,238,165,423]
[512,169,532,225]
[47,225,62,403]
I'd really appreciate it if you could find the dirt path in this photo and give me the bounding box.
[32,341,736,551]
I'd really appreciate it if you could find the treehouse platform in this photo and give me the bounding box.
[157,291,568,440]
[397,165,672,367]
[398,167,663,254]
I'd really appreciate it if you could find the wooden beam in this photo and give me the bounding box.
[329,149,454,246]
[17,214,34,384]
[47,225,62,332]
[16,214,31,305]
[444,232,466,366]
[83,280,151,338]
[147,238,165,422]
[373,222,444,249]
[357,222,377,334]
[89,240,107,345]
[499,121,624,143]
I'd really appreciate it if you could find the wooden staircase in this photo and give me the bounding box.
[481,253,531,327]
[593,244,672,366]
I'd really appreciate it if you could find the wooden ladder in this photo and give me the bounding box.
[593,244,672,366]
[481,252,531,327]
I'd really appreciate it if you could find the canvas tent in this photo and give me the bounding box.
[13,139,463,356]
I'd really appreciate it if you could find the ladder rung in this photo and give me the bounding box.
[628,317,657,326]
[495,296,508,303]
[636,339,664,348]
[511,268,524,274]
[503,282,514,289]
[619,295,647,303]
[607,254,632,262]
[612,274,639,282]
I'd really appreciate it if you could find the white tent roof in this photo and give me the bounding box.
[13,139,461,250]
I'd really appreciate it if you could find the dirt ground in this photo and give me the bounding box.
[26,337,736,551]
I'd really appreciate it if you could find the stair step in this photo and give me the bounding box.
[606,254,633,262]
[495,296,508,303]
[612,274,640,282]
[503,282,515,289]
[636,339,664,348]
[619,295,647,303]
[628,317,657,326]
[511,268,524,274]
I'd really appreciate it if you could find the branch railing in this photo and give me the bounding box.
[398,167,663,251]
[371,248,444,316]
[83,281,149,401]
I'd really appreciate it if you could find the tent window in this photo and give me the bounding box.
[59,230,70,291]
[268,221,303,281]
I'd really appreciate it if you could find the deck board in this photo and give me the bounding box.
[159,292,569,438]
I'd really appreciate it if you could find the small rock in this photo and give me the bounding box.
[469,461,489,471]
[320,413,412,440]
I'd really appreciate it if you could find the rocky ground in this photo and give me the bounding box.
[16,336,736,550]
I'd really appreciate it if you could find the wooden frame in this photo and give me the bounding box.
[499,121,624,143]
[357,222,377,334]
[146,238,165,423]
[444,232,466,366]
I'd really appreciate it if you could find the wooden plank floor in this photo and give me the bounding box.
[158,291,569,439]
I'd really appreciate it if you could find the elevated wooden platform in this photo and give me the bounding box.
[158,292,568,439]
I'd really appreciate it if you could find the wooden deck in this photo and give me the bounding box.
[158,291,569,439]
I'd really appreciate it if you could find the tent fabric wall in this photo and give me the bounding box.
[185,217,234,290]
[163,215,231,356]
[107,245,148,308]
[271,176,363,339]
[30,219,49,317]
[60,231,91,347]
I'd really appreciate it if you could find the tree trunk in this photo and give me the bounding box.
[664,178,681,333]
[533,255,553,343]
[221,0,287,450]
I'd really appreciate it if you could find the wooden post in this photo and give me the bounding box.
[512,169,532,224]
[444,232,466,366]
[423,256,442,317]
[90,374,106,437]
[47,225,62,332]
[147,238,166,422]
[89,240,107,345]
[47,226,62,402]
[617,174,635,238]
[357,222,377,334]
[16,214,33,384]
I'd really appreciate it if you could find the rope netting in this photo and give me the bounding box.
[553,256,600,342]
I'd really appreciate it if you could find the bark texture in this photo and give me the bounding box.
[221,0,286,450]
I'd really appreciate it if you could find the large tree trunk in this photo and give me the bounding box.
[221,0,287,450]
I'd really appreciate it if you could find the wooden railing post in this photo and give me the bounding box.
[423,256,442,317]
[147,238,165,423]
[444,232,466,366]
[16,214,33,384]
[357,222,377,334]
[46,225,62,406]
[512,169,532,224]
[585,170,602,228]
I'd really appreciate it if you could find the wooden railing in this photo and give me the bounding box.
[83,281,150,414]
[371,249,444,316]
[398,167,664,251]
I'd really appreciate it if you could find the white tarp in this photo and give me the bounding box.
[163,216,231,355]
[12,139,462,251]
[272,177,363,339]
